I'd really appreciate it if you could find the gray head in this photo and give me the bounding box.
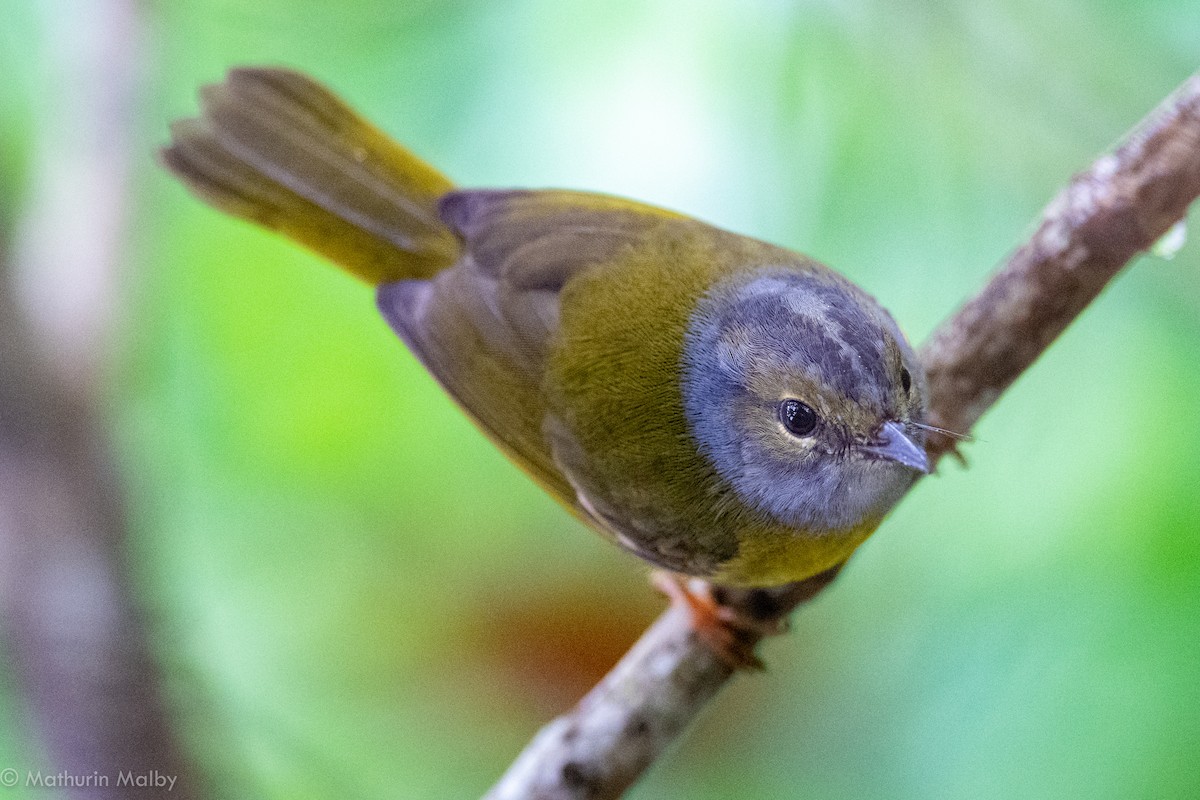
[681,264,927,533]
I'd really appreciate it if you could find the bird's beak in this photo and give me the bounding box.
[861,421,930,474]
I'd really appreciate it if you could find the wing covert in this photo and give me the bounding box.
[378,188,685,507]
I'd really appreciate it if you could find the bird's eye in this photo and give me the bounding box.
[779,399,819,437]
[900,367,912,394]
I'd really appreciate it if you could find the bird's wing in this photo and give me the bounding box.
[377,188,684,507]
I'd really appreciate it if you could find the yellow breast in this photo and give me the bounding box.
[708,518,881,587]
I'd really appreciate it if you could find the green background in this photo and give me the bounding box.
[2,1,1199,797]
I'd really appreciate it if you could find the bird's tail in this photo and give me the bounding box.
[161,67,459,284]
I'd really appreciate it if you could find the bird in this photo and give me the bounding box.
[162,67,930,648]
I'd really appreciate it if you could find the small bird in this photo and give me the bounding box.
[163,67,929,597]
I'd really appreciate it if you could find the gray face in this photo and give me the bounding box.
[681,265,926,533]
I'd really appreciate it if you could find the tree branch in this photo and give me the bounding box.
[0,2,201,795]
[921,73,1200,458]
[482,72,1200,800]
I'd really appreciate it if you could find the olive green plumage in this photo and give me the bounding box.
[163,67,928,588]
[162,67,457,283]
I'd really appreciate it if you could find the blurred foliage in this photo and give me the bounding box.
[2,1,1200,798]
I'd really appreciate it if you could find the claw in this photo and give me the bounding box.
[651,571,785,671]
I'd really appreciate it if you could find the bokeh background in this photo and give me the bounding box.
[2,1,1199,798]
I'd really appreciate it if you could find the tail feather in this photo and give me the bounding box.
[162,67,459,284]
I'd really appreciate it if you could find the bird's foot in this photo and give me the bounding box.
[651,571,787,671]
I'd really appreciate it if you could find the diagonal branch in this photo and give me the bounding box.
[482,72,1200,800]
[920,74,1200,457]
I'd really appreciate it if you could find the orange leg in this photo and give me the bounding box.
[651,571,786,671]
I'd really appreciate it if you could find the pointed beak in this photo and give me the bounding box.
[860,421,930,474]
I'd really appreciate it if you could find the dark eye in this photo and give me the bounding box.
[779,399,819,437]
[900,367,912,394]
